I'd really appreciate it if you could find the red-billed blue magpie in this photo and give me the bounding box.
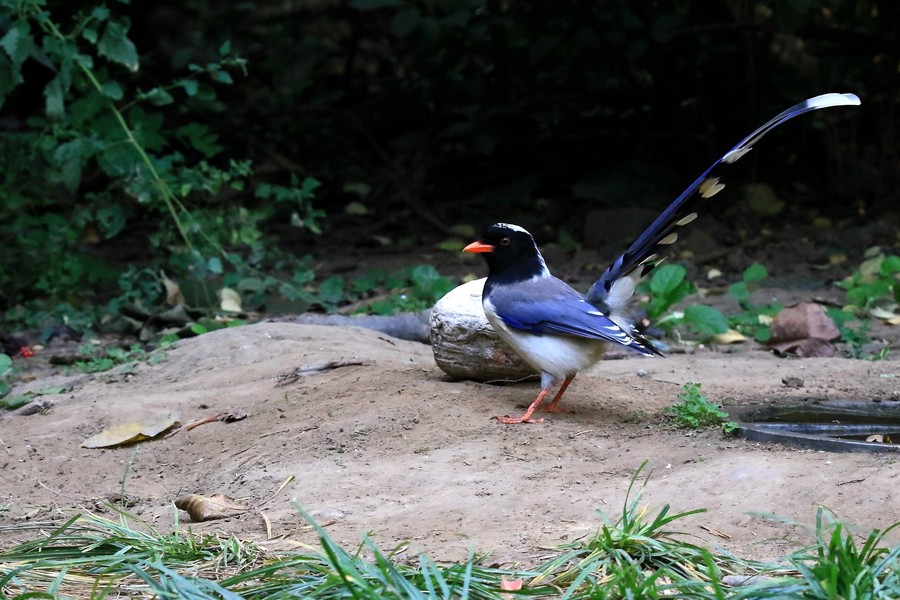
[464,93,860,424]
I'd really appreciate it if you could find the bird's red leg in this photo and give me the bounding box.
[495,388,549,424]
[543,375,575,413]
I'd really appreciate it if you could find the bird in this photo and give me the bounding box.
[464,93,861,424]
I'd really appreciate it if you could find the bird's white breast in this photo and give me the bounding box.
[483,298,607,380]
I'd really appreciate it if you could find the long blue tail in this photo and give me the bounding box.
[586,93,860,312]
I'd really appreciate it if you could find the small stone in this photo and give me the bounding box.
[782,376,804,389]
[429,279,536,381]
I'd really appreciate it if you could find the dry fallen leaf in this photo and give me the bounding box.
[866,434,892,443]
[869,306,900,326]
[82,412,181,448]
[160,271,184,306]
[766,303,840,357]
[175,494,248,521]
[712,329,747,345]
[218,287,242,313]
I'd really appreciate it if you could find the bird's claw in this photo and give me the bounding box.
[494,415,544,424]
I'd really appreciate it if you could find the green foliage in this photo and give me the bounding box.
[790,507,900,599]
[74,342,161,373]
[644,264,694,320]
[642,265,728,339]
[666,382,737,433]
[317,264,454,314]
[0,353,11,400]
[830,250,900,359]
[2,468,898,598]
[535,461,712,589]
[727,262,769,309]
[0,1,323,321]
[839,250,900,313]
[724,262,781,343]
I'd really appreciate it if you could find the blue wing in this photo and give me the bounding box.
[488,287,662,357]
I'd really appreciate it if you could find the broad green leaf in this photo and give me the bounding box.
[237,277,265,292]
[212,69,233,85]
[53,139,87,190]
[181,78,199,96]
[44,75,65,119]
[319,275,345,305]
[684,305,729,337]
[880,255,900,276]
[0,353,11,374]
[1,20,33,69]
[96,205,126,238]
[82,26,98,44]
[743,262,768,283]
[649,264,686,297]
[91,6,110,21]
[98,20,139,72]
[100,80,124,100]
[727,281,749,303]
[143,87,174,105]
[176,122,223,157]
[207,256,223,274]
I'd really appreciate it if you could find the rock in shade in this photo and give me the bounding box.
[429,278,536,381]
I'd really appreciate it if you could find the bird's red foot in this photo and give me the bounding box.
[495,414,544,424]
[542,405,571,414]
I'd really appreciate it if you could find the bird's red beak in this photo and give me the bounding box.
[463,240,493,253]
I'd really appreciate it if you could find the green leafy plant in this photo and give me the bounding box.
[724,262,781,343]
[0,1,323,324]
[74,343,162,374]
[0,353,11,400]
[839,250,900,313]
[790,507,900,599]
[531,460,755,596]
[643,264,694,320]
[828,250,900,359]
[642,265,728,339]
[2,468,898,598]
[317,264,454,314]
[644,262,780,345]
[666,382,738,433]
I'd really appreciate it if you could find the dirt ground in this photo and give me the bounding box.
[2,318,899,566]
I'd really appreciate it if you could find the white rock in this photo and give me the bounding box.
[429,278,536,381]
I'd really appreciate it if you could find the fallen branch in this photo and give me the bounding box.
[275,360,370,387]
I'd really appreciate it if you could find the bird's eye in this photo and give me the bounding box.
[500,237,511,246]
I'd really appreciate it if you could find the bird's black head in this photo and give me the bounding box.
[463,223,549,283]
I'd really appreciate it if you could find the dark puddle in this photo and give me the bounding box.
[731,400,900,453]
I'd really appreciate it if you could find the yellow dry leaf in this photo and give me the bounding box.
[712,329,747,345]
[175,494,248,521]
[82,413,181,448]
[218,287,242,313]
[869,306,900,325]
[160,271,185,305]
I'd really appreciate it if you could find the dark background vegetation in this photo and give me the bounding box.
[0,0,897,333]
